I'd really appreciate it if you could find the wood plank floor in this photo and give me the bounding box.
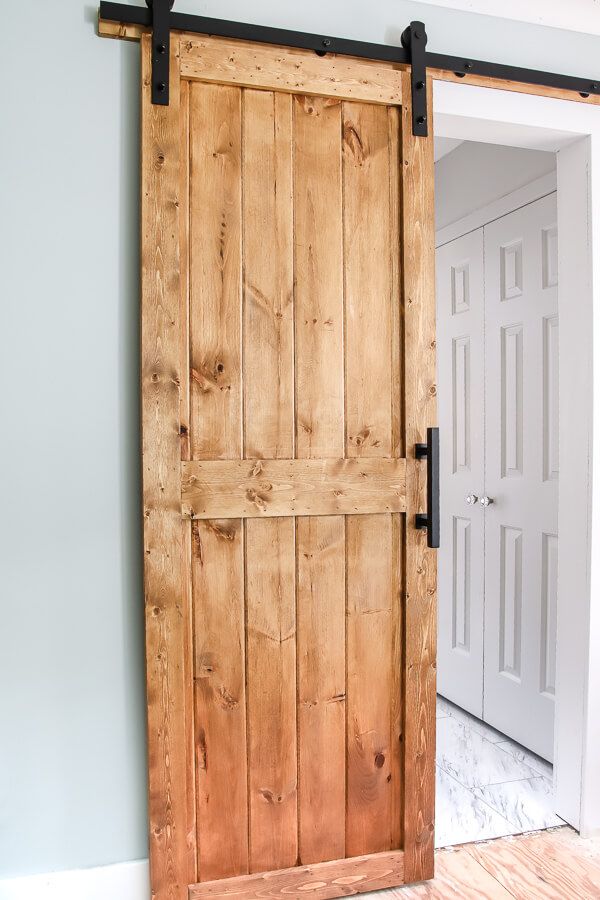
[373,827,600,898]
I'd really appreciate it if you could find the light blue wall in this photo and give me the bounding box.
[1,0,599,880]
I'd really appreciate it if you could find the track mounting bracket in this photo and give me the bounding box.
[401,21,428,137]
[147,0,173,105]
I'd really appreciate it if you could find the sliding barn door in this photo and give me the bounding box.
[141,31,436,900]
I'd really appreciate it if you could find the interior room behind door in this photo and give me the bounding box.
[437,193,558,762]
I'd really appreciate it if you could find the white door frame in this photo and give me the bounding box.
[433,79,600,837]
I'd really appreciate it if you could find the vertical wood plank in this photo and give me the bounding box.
[294,95,344,460]
[192,519,248,880]
[140,34,196,900]
[179,78,191,461]
[401,73,437,883]
[346,514,394,856]
[342,101,397,856]
[343,101,393,459]
[246,518,297,872]
[296,516,346,864]
[189,82,242,460]
[242,90,294,460]
[389,105,404,852]
[188,80,247,881]
[390,512,404,851]
[241,89,297,872]
[294,93,346,865]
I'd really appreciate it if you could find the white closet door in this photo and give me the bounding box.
[483,193,558,761]
[436,229,485,717]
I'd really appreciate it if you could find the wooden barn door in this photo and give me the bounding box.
[140,30,436,900]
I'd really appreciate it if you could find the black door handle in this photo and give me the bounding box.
[415,426,440,549]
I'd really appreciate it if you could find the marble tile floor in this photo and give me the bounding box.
[435,694,563,848]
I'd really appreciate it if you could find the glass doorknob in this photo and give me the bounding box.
[465,494,478,505]
[480,495,494,507]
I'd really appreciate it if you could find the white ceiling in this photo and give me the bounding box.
[412,1,600,36]
[434,136,464,161]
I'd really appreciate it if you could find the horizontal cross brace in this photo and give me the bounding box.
[181,458,407,519]
[99,1,600,99]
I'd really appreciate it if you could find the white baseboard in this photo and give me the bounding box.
[0,859,149,900]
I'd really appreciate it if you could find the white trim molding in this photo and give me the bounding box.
[0,859,149,900]
[414,0,600,36]
[435,171,557,247]
[434,78,600,836]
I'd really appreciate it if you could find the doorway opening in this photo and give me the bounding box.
[434,136,563,847]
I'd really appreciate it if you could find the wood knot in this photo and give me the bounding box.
[343,121,366,164]
[246,489,267,512]
[374,753,385,769]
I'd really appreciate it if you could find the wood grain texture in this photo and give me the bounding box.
[346,514,393,856]
[241,87,298,875]
[293,88,348,868]
[379,828,600,898]
[400,72,437,884]
[179,35,403,106]
[342,100,402,858]
[101,20,600,109]
[139,29,437,896]
[293,94,345,460]
[140,34,196,900]
[246,518,297,873]
[189,81,242,461]
[343,100,393,459]
[431,67,600,106]
[189,849,404,899]
[394,845,515,899]
[98,16,145,40]
[242,89,294,460]
[192,519,248,880]
[466,828,600,899]
[181,458,407,519]
[297,515,346,865]
[179,78,191,461]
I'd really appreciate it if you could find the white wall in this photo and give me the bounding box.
[2,0,600,883]
[435,141,556,231]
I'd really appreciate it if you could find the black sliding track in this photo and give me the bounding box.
[99,0,600,131]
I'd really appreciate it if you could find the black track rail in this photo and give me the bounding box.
[99,1,600,99]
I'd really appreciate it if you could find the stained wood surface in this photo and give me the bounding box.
[139,28,438,899]
[140,34,196,900]
[242,89,294,461]
[293,90,348,867]
[100,18,600,110]
[189,850,405,899]
[293,94,345,460]
[189,80,242,461]
[181,458,407,518]
[240,88,298,875]
[246,518,297,873]
[431,67,600,106]
[400,72,437,884]
[179,35,403,105]
[296,515,346,865]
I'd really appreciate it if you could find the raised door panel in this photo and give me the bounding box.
[483,193,558,761]
[436,229,485,717]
